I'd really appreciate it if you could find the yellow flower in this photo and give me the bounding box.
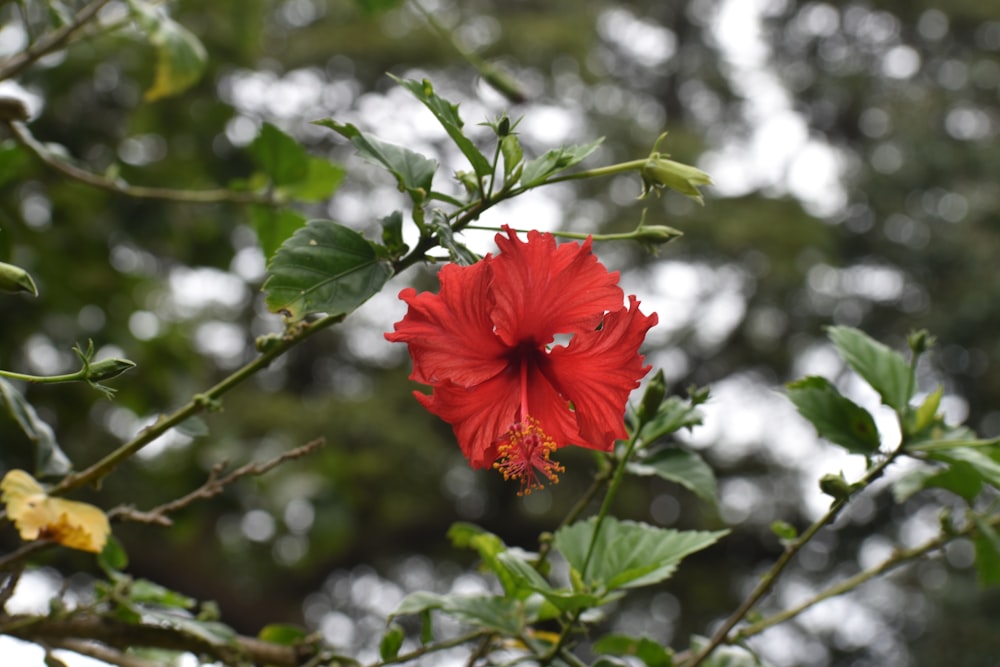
[1,470,110,553]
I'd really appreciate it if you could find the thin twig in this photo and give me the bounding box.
[46,639,160,667]
[0,0,116,81]
[3,120,272,205]
[109,438,326,526]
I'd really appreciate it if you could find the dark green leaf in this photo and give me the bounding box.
[392,76,492,178]
[520,138,604,187]
[316,120,436,204]
[554,517,727,590]
[250,206,308,260]
[130,1,208,101]
[828,326,912,411]
[140,608,236,646]
[627,448,718,509]
[638,396,703,443]
[380,623,405,660]
[0,378,72,476]
[500,133,523,183]
[594,634,674,667]
[973,516,1000,587]
[263,220,393,320]
[380,211,407,256]
[429,212,478,265]
[248,123,309,186]
[786,376,881,455]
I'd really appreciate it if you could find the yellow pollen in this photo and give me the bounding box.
[493,416,565,495]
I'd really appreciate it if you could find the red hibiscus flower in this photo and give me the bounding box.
[386,226,657,494]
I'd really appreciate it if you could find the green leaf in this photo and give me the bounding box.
[250,206,308,260]
[248,123,309,185]
[447,522,522,595]
[140,608,236,646]
[391,591,524,636]
[770,520,798,542]
[973,515,1000,587]
[554,517,727,590]
[128,579,196,609]
[380,211,407,257]
[380,623,405,660]
[926,446,1000,490]
[392,76,492,178]
[594,634,674,667]
[627,448,718,509]
[175,416,210,438]
[891,461,982,503]
[263,220,393,320]
[429,211,478,266]
[827,326,912,411]
[637,396,703,443]
[520,138,604,187]
[786,376,881,455]
[98,536,130,573]
[316,120,436,204]
[258,623,308,645]
[500,133,523,183]
[0,378,72,476]
[130,1,208,101]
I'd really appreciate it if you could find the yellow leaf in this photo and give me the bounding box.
[1,470,110,553]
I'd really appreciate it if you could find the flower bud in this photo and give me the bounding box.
[637,369,667,423]
[819,472,853,502]
[642,156,712,204]
[86,358,137,382]
[0,261,38,296]
[634,225,683,247]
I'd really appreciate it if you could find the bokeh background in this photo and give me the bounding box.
[2,0,999,665]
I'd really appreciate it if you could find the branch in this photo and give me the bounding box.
[0,0,115,81]
[44,639,160,667]
[3,119,272,205]
[2,612,316,667]
[679,444,907,667]
[732,512,1000,641]
[110,438,326,526]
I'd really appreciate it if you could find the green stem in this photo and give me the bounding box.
[465,224,651,243]
[681,442,907,667]
[49,314,344,496]
[581,432,642,579]
[0,369,85,384]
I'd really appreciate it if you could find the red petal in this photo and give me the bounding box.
[416,369,521,469]
[490,227,624,347]
[543,296,657,449]
[524,358,583,449]
[385,259,509,387]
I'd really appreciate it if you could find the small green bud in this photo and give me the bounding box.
[634,225,684,246]
[640,133,712,204]
[642,157,712,204]
[455,170,480,195]
[770,520,798,542]
[907,329,935,357]
[86,358,136,382]
[819,472,853,502]
[0,261,38,296]
[637,369,667,423]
